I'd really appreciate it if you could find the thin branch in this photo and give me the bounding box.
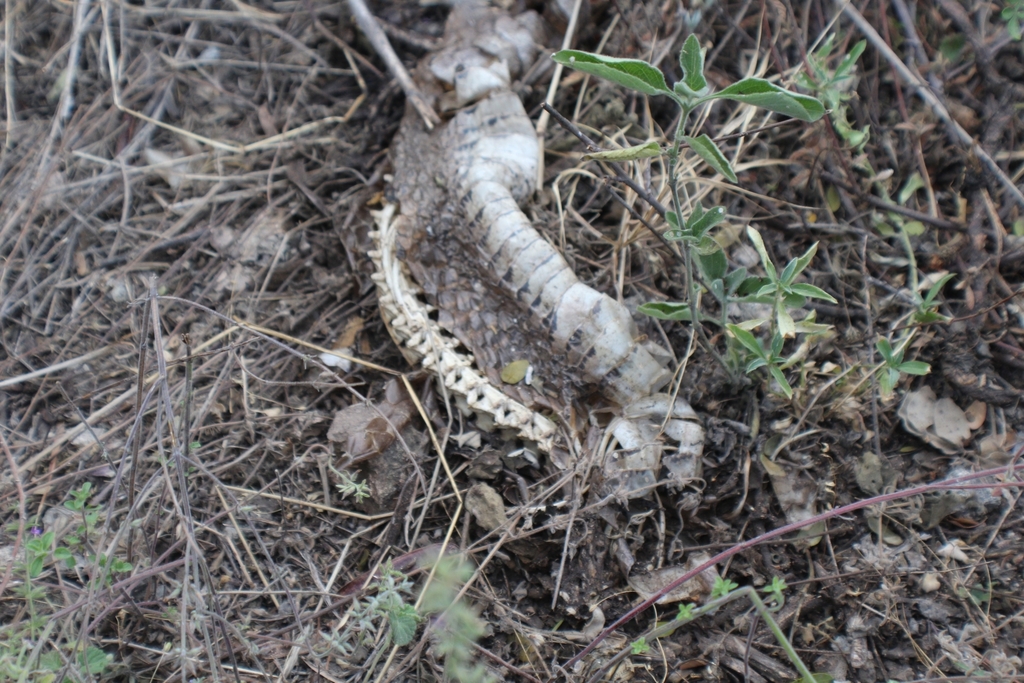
[840,2,1024,212]
[542,102,676,255]
[820,171,965,232]
[345,0,439,130]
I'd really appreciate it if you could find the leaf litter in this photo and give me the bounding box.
[0,1,1022,682]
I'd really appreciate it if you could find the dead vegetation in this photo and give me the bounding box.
[0,0,1023,682]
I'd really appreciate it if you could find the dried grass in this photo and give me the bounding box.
[1,0,1022,681]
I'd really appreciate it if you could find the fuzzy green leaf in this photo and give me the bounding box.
[687,204,726,237]
[898,360,931,375]
[584,141,662,161]
[640,302,695,321]
[698,248,728,281]
[922,273,955,306]
[663,229,693,242]
[834,40,866,81]
[746,357,768,373]
[746,227,778,282]
[710,278,726,302]
[728,324,765,357]
[552,51,672,97]
[769,365,794,398]
[781,242,819,285]
[701,78,825,121]
[913,310,949,324]
[683,134,738,183]
[875,338,896,364]
[898,172,926,204]
[679,34,707,92]
[777,306,796,338]
[725,267,749,294]
[788,283,837,303]
[389,604,420,646]
[80,647,112,675]
[793,318,831,335]
[879,367,897,398]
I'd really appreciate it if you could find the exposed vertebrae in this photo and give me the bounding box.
[370,202,558,452]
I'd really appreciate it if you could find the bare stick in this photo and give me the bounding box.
[535,0,585,188]
[0,346,114,389]
[542,102,677,256]
[820,171,965,232]
[840,1,1024,212]
[345,0,439,130]
[4,0,15,148]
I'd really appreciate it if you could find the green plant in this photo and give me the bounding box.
[875,338,930,399]
[554,36,829,398]
[330,465,371,503]
[599,576,829,683]
[629,636,650,655]
[1004,0,1024,40]
[1,485,120,682]
[419,555,493,683]
[321,561,419,662]
[796,35,869,149]
[911,272,955,324]
[0,633,112,683]
[319,554,491,681]
[56,483,133,587]
[61,482,100,555]
[709,574,740,599]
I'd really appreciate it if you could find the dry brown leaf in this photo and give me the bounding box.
[932,398,971,448]
[964,401,987,430]
[760,438,823,547]
[336,316,365,349]
[327,379,415,463]
[855,451,897,496]
[899,386,936,437]
[899,387,972,454]
[628,552,719,604]
[466,483,507,531]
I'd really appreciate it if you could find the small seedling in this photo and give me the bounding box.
[876,338,930,399]
[715,228,836,395]
[321,561,418,658]
[330,465,371,503]
[796,35,869,149]
[419,554,494,683]
[743,228,838,338]
[1,484,123,682]
[630,637,650,655]
[911,273,955,325]
[709,575,739,599]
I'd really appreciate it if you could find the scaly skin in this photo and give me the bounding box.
[370,4,703,477]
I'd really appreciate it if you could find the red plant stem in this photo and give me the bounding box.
[563,462,1023,670]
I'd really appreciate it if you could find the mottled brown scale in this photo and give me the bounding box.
[391,111,576,413]
[389,3,670,413]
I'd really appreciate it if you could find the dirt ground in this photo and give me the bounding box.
[1,0,1023,681]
